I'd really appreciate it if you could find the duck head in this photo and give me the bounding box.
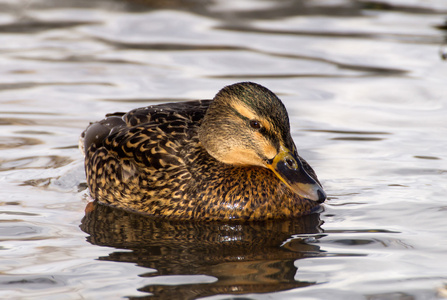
[198,82,326,203]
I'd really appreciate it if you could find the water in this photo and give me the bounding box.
[1,0,446,299]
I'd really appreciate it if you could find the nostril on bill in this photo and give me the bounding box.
[285,158,295,168]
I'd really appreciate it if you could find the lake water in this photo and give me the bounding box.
[1,0,446,299]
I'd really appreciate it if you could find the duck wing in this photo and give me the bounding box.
[80,100,211,156]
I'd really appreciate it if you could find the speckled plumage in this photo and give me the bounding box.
[81,82,325,221]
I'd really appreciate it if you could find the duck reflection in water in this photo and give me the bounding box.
[81,202,325,299]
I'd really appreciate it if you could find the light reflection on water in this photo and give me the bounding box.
[0,0,446,299]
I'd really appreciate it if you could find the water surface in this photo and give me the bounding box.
[1,0,447,299]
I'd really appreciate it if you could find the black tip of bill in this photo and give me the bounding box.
[317,189,326,203]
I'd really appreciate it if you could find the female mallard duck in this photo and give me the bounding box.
[81,82,326,221]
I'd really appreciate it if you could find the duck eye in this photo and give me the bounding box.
[250,120,261,129]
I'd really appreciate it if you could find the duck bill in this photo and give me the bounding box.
[266,146,326,203]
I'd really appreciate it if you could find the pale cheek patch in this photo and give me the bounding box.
[220,147,265,167]
[254,132,277,160]
[263,143,277,160]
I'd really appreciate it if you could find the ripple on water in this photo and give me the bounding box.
[0,224,45,241]
[0,156,73,171]
[0,211,38,217]
[0,136,42,149]
[0,275,65,290]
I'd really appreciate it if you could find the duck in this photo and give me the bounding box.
[80,82,326,221]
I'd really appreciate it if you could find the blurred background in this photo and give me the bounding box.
[0,0,446,299]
